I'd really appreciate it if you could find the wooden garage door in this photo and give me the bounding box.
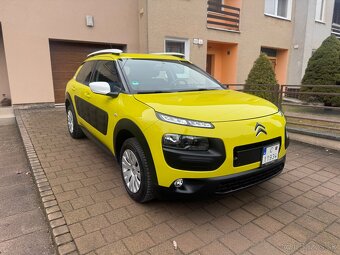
[49,41,124,103]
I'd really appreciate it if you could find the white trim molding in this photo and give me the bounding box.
[164,37,190,61]
[264,0,293,20]
[315,0,326,22]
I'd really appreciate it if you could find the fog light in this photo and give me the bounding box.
[174,179,184,188]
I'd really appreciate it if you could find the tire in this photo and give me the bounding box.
[66,104,85,139]
[120,137,155,203]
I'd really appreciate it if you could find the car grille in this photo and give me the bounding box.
[215,162,284,194]
[233,137,281,167]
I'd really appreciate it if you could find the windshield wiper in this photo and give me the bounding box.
[178,88,221,92]
[136,90,177,94]
[136,88,222,94]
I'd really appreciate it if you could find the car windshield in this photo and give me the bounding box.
[119,59,223,93]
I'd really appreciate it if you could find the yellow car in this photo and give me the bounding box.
[65,49,289,202]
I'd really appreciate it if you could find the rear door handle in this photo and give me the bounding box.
[85,92,91,98]
[72,86,76,91]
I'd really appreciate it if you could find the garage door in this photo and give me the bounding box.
[49,41,125,103]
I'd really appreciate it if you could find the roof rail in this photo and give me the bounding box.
[87,49,123,57]
[152,52,185,59]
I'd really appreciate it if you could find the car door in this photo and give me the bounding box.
[79,60,124,148]
[72,61,96,126]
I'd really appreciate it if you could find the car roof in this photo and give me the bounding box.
[85,52,189,62]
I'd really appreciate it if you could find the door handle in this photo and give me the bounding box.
[85,92,91,98]
[72,86,76,91]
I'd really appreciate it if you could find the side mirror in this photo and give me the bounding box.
[89,82,119,98]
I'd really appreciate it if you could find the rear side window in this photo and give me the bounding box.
[76,61,95,85]
[92,61,123,91]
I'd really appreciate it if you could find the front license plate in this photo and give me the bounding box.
[262,143,280,165]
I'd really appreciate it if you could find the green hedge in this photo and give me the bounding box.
[245,53,279,104]
[301,35,340,107]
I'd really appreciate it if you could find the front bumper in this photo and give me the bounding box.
[159,156,285,196]
[144,112,287,188]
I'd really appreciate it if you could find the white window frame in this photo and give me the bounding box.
[315,0,326,22]
[164,37,190,60]
[264,0,293,20]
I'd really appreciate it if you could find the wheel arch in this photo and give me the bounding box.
[65,92,72,111]
[113,119,158,185]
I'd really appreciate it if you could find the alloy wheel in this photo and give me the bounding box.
[67,110,74,134]
[121,149,141,193]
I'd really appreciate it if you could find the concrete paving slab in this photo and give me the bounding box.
[0,124,55,255]
[0,229,55,255]
[0,107,15,126]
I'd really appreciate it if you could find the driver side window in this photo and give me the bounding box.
[76,61,96,85]
[92,61,123,91]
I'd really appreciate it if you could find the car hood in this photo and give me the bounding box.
[134,90,278,122]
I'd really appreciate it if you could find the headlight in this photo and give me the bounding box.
[156,112,214,129]
[163,134,209,151]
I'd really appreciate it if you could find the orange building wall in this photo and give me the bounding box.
[276,49,289,85]
[222,44,238,84]
[207,42,238,85]
[223,0,242,8]
[207,44,223,82]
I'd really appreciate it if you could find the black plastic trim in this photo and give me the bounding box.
[80,127,113,156]
[233,137,282,167]
[113,119,158,185]
[158,156,285,196]
[285,129,290,149]
[65,92,72,110]
[162,138,226,171]
[74,96,109,135]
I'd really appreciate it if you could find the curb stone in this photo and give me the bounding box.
[15,110,79,255]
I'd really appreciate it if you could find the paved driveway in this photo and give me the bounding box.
[18,108,340,255]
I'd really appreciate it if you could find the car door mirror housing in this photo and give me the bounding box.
[89,82,119,98]
[89,82,111,95]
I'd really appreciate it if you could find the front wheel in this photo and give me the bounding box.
[120,138,155,203]
[66,104,85,139]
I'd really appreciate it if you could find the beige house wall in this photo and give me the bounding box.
[0,0,301,105]
[146,0,294,84]
[146,0,208,68]
[0,0,139,105]
[0,24,10,101]
[236,0,294,84]
[138,0,149,53]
